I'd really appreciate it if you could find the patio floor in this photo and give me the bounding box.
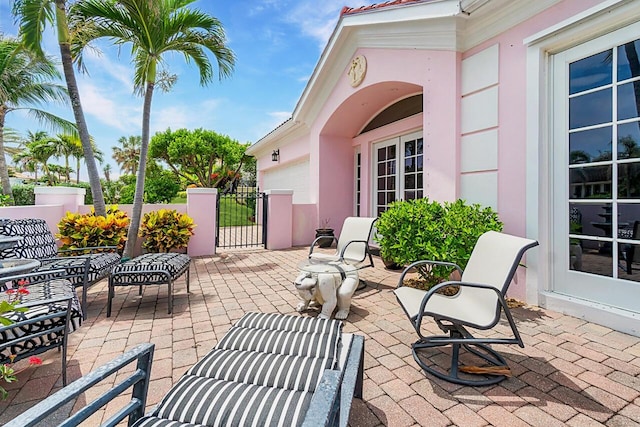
[1,246,640,426]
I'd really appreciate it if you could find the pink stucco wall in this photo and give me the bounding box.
[1,187,217,257]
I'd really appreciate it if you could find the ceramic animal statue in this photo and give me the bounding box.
[294,270,359,320]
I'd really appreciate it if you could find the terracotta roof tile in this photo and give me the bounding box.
[340,0,428,16]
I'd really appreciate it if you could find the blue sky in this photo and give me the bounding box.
[0,0,377,179]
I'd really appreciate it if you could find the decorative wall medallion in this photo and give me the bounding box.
[347,55,367,87]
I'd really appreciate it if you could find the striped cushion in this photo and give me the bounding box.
[150,377,313,427]
[145,312,342,427]
[133,417,206,427]
[186,348,332,392]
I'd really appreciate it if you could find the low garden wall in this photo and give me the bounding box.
[0,187,218,257]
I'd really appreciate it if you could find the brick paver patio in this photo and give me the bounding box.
[1,247,640,426]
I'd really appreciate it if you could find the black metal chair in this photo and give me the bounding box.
[0,270,82,387]
[0,218,121,319]
[394,231,539,386]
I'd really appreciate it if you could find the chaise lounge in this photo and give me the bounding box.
[7,311,365,427]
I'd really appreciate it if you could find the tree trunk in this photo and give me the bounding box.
[55,0,106,215]
[123,81,155,259]
[0,108,15,204]
[76,157,80,183]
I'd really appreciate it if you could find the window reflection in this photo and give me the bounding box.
[569,127,612,164]
[618,122,640,159]
[569,165,612,199]
[618,82,640,120]
[618,163,640,198]
[566,38,640,282]
[617,40,640,81]
[569,50,612,94]
[569,89,612,129]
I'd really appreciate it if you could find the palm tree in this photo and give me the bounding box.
[74,0,235,258]
[13,145,40,181]
[103,163,112,182]
[75,140,104,183]
[13,0,107,215]
[28,133,58,185]
[57,133,79,182]
[112,135,141,175]
[0,37,74,204]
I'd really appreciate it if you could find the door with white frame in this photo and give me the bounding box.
[552,23,640,312]
[373,131,423,216]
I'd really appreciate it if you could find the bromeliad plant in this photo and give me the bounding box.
[139,209,195,253]
[375,198,503,288]
[57,206,130,253]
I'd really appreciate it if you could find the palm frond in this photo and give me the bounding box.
[12,0,56,56]
[21,108,77,135]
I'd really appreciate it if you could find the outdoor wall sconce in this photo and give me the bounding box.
[272,149,280,162]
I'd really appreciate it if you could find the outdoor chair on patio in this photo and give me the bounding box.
[0,218,121,319]
[8,312,365,427]
[309,216,377,269]
[0,270,83,387]
[394,231,539,386]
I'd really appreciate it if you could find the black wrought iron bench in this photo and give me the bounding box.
[107,253,191,316]
[0,218,121,319]
[6,312,365,427]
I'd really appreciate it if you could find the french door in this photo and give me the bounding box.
[552,23,640,312]
[373,131,423,215]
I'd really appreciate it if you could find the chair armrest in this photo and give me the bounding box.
[4,343,155,427]
[0,269,67,287]
[415,281,508,332]
[396,260,463,288]
[309,236,339,257]
[58,246,118,255]
[303,334,364,427]
[338,240,371,261]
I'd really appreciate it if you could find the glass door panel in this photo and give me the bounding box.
[554,26,640,312]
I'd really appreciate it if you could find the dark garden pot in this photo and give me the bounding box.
[315,228,335,248]
[382,255,402,270]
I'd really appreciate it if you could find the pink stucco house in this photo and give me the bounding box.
[246,0,640,336]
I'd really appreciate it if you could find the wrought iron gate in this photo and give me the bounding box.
[216,187,267,249]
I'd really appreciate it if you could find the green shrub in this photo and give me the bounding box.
[57,206,130,252]
[375,198,503,286]
[12,185,35,206]
[140,209,195,252]
[145,170,181,203]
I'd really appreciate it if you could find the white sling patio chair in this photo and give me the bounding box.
[394,231,539,386]
[309,217,377,269]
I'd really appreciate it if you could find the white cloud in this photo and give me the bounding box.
[283,0,373,48]
[82,48,135,92]
[151,98,223,134]
[77,81,140,131]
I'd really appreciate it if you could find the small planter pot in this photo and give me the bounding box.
[315,228,335,248]
[382,255,402,270]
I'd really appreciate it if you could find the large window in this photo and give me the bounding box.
[568,38,640,281]
[373,131,423,215]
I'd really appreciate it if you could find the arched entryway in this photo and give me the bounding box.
[316,82,424,226]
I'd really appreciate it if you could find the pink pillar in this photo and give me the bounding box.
[187,188,217,256]
[265,189,293,250]
[34,187,84,214]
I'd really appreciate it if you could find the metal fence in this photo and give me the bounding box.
[216,187,267,249]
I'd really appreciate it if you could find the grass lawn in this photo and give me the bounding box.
[171,193,255,226]
[218,197,255,226]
